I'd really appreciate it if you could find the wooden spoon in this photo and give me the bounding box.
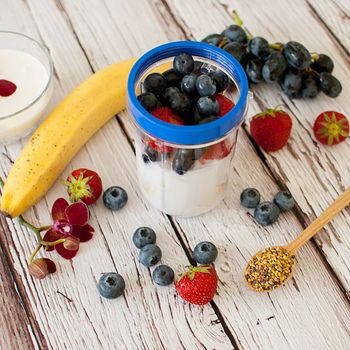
[245,187,350,292]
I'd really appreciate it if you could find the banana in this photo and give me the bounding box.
[1,58,137,218]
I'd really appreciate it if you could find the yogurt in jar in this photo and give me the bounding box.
[0,49,53,142]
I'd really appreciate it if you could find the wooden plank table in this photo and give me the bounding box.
[1,0,349,349]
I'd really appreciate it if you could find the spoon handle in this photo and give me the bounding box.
[287,187,350,255]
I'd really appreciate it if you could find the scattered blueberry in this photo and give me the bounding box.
[193,241,218,264]
[196,75,216,97]
[133,227,156,249]
[138,92,158,111]
[98,272,125,299]
[173,53,194,76]
[152,265,174,286]
[197,96,219,115]
[254,201,280,226]
[274,191,295,211]
[240,188,260,208]
[163,69,182,87]
[103,186,128,211]
[143,73,167,95]
[181,74,197,94]
[139,244,162,267]
[210,70,229,92]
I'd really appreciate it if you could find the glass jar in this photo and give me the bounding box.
[128,41,248,217]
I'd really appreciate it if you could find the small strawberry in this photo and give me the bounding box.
[199,140,231,164]
[151,106,184,125]
[250,107,292,152]
[175,265,218,305]
[64,168,102,205]
[313,111,349,145]
[215,94,235,117]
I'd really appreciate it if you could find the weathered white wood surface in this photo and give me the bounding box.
[0,0,349,349]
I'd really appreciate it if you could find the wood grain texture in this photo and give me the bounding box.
[57,0,350,349]
[0,0,233,349]
[1,0,350,349]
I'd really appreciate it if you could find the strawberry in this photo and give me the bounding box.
[250,108,292,152]
[151,106,184,125]
[199,140,231,164]
[215,94,235,117]
[313,111,349,146]
[175,265,218,305]
[64,168,102,205]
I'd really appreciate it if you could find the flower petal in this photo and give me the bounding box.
[42,258,57,273]
[55,243,79,259]
[52,198,69,221]
[43,229,62,252]
[65,202,89,226]
[71,224,94,242]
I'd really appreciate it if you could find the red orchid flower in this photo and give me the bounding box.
[43,198,94,259]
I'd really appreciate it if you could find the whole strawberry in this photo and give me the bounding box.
[313,111,349,146]
[64,168,102,205]
[250,108,292,152]
[175,265,218,305]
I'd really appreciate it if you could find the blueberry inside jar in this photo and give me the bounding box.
[128,41,248,217]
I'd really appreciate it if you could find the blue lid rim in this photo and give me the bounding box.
[127,41,248,145]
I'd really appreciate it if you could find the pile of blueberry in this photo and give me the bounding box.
[202,21,342,99]
[240,188,295,226]
[137,53,231,125]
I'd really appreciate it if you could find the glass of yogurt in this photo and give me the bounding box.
[0,31,54,143]
[128,41,248,217]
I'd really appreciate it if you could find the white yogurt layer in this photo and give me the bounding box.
[136,153,231,217]
[0,49,52,142]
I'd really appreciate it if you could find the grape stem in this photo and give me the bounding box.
[231,10,253,40]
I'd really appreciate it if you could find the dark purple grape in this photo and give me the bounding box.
[201,33,223,46]
[222,25,247,44]
[310,54,334,73]
[318,72,342,97]
[301,73,319,98]
[246,59,263,83]
[223,42,248,64]
[281,68,302,98]
[262,52,287,82]
[248,37,270,58]
[283,41,311,70]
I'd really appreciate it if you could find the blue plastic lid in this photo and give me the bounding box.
[127,41,248,145]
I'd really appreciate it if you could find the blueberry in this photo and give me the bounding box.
[223,42,248,64]
[254,201,280,226]
[274,191,295,211]
[222,25,247,44]
[310,54,334,73]
[162,86,180,105]
[262,52,287,82]
[139,244,162,267]
[138,92,158,111]
[181,74,197,94]
[202,33,223,46]
[133,227,156,249]
[103,186,128,211]
[196,75,216,97]
[98,272,125,299]
[143,73,167,95]
[152,265,174,286]
[169,92,192,115]
[142,145,162,163]
[248,37,270,58]
[210,70,229,92]
[240,188,260,208]
[246,59,264,83]
[172,148,195,175]
[173,53,194,76]
[197,115,218,125]
[193,241,218,264]
[281,68,302,98]
[318,72,342,97]
[197,97,219,115]
[163,69,182,87]
[283,41,311,70]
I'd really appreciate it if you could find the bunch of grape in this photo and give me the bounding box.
[201,15,342,99]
